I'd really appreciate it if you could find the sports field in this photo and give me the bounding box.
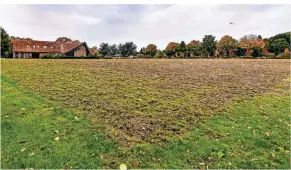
[1,59,290,169]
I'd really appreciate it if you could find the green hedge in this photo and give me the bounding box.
[266,53,275,59]
[40,55,103,59]
[276,53,290,59]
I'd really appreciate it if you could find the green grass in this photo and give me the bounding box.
[1,74,290,169]
[116,95,290,169]
[1,59,290,145]
[1,75,118,169]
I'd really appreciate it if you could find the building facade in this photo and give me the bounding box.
[12,39,91,58]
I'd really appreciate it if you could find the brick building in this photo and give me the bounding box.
[12,39,91,58]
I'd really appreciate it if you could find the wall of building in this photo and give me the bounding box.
[74,48,87,57]
[12,52,62,58]
[13,52,32,58]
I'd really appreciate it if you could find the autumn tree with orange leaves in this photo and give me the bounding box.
[164,42,179,57]
[238,34,266,57]
[187,40,203,57]
[144,44,157,57]
[217,35,238,57]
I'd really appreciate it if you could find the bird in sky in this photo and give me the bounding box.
[230,22,234,24]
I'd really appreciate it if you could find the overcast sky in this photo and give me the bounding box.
[0,4,290,49]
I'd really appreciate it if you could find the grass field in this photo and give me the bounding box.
[1,59,290,169]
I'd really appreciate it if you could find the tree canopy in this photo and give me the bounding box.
[270,38,289,55]
[109,44,118,57]
[56,37,73,43]
[217,35,238,57]
[1,26,11,58]
[144,44,157,57]
[98,43,110,57]
[118,42,137,57]
[187,40,202,57]
[202,35,216,57]
[164,42,179,57]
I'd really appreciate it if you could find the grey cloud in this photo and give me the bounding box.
[0,4,290,49]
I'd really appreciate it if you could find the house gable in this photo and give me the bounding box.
[63,43,91,57]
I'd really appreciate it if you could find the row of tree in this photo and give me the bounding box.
[1,25,290,58]
[95,32,290,58]
[93,42,137,57]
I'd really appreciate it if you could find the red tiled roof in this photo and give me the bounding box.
[12,39,86,54]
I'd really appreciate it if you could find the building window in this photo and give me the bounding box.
[43,46,47,49]
[33,45,35,48]
[37,46,39,48]
[51,47,53,49]
[27,45,29,48]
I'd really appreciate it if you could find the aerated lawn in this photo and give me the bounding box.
[1,59,290,168]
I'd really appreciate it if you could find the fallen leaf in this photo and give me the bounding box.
[75,116,79,120]
[271,153,275,158]
[265,132,270,137]
[229,162,232,166]
[29,153,34,156]
[186,149,190,153]
[120,164,127,170]
[5,116,9,118]
[253,131,256,135]
[20,148,26,152]
[100,154,104,159]
[21,108,26,110]
[54,137,60,141]
[217,151,224,158]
